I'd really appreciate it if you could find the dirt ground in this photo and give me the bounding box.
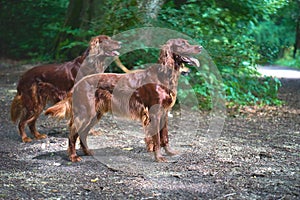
[0,62,299,199]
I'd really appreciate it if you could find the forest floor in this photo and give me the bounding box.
[0,62,299,199]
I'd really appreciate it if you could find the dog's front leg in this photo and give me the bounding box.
[79,135,94,156]
[153,133,166,162]
[160,114,179,156]
[78,118,98,156]
[144,108,167,162]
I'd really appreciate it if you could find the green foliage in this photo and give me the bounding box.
[0,0,291,108]
[51,26,96,60]
[221,66,282,106]
[0,0,68,60]
[97,0,141,34]
[275,51,300,69]
[158,0,285,108]
[251,0,299,63]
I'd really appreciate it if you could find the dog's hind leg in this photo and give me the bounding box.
[18,114,32,143]
[28,114,47,140]
[20,84,47,142]
[18,110,42,143]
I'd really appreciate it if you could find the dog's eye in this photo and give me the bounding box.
[102,40,110,45]
[94,40,100,45]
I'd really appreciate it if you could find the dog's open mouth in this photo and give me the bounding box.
[105,40,121,57]
[105,50,120,57]
[182,56,200,67]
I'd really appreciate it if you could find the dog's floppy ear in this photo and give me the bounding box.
[90,37,100,47]
[89,36,104,55]
[159,43,175,70]
[89,35,110,51]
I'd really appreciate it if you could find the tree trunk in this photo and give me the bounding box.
[293,16,300,58]
[65,0,84,29]
[52,0,107,59]
[137,0,165,24]
[80,0,107,29]
[52,0,84,59]
[52,0,165,59]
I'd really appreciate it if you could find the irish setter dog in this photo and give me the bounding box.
[45,38,202,162]
[11,35,121,143]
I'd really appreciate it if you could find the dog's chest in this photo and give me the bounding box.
[156,85,176,109]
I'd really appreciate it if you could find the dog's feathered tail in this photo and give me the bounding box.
[11,94,23,123]
[45,94,72,120]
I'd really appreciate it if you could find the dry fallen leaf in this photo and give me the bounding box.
[122,147,133,151]
[91,178,99,183]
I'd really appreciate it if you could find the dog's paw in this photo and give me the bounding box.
[144,137,154,152]
[164,147,179,156]
[35,133,47,140]
[70,155,82,162]
[22,137,33,143]
[154,152,167,162]
[155,156,167,162]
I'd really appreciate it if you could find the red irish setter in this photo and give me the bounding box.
[45,38,202,162]
[11,35,121,143]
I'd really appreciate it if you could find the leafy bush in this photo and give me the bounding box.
[221,66,282,107]
[250,1,298,63]
[251,21,295,63]
[0,0,68,60]
[63,0,284,109]
[158,0,284,108]
[0,0,288,109]
[275,52,300,69]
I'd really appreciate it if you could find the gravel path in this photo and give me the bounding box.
[0,63,299,199]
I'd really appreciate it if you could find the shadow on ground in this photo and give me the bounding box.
[0,63,299,199]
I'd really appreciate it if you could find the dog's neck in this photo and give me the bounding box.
[80,47,110,70]
[75,48,90,64]
[74,49,108,83]
[157,53,182,93]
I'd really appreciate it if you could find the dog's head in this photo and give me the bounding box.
[160,38,202,75]
[89,35,121,57]
[172,39,202,73]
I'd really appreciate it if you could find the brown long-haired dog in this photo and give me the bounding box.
[45,38,202,162]
[11,35,121,143]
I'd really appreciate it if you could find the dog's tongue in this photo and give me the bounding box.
[189,57,200,67]
[112,50,120,56]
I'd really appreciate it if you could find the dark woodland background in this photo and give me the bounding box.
[0,0,299,108]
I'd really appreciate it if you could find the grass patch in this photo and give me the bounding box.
[274,51,300,69]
